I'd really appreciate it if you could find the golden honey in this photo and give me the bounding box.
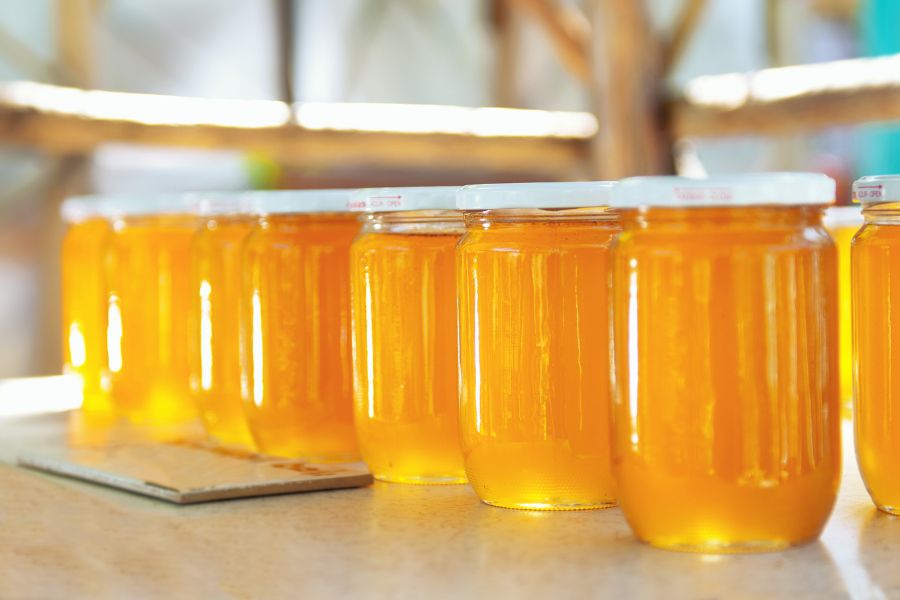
[852,176,900,514]
[242,192,360,461]
[611,175,840,552]
[189,205,255,449]
[824,206,863,417]
[106,201,198,426]
[350,189,465,483]
[61,198,112,413]
[456,182,619,510]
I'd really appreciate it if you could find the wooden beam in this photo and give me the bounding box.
[663,0,709,76]
[505,0,592,84]
[0,82,595,178]
[588,0,670,178]
[491,0,519,107]
[275,0,296,105]
[670,54,900,138]
[55,0,96,87]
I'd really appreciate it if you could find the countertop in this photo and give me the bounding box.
[0,384,895,599]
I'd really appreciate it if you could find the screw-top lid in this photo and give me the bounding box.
[63,193,195,220]
[60,195,111,223]
[349,186,458,212]
[457,181,617,210]
[823,205,863,229]
[243,189,352,215]
[612,173,835,208]
[191,192,248,216]
[852,175,900,205]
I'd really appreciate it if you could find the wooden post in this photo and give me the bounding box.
[587,0,670,179]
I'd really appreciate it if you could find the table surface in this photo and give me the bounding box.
[0,403,897,599]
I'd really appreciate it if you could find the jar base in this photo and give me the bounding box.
[374,473,468,485]
[481,498,616,511]
[641,536,807,554]
[876,504,900,516]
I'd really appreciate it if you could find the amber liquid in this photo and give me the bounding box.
[61,218,112,413]
[457,212,619,509]
[106,215,198,426]
[611,206,840,552]
[189,217,255,449]
[853,216,900,514]
[350,224,466,483]
[242,213,360,461]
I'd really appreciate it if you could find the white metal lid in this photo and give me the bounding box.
[612,173,836,208]
[60,195,111,223]
[64,193,195,219]
[823,205,863,229]
[349,186,459,212]
[457,181,617,210]
[191,192,247,216]
[243,189,352,215]
[853,175,900,204]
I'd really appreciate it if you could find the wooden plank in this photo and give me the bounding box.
[0,82,594,177]
[670,54,900,138]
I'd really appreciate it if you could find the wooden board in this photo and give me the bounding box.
[18,440,372,504]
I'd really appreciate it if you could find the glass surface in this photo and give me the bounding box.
[189,216,256,449]
[457,209,619,510]
[242,213,360,461]
[61,217,112,413]
[106,214,199,426]
[350,214,466,484]
[853,208,900,515]
[611,206,841,552]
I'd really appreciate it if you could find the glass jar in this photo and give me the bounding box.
[60,196,112,414]
[242,190,360,461]
[189,194,256,449]
[823,205,863,418]
[456,182,620,510]
[349,187,466,484]
[852,175,900,514]
[105,195,198,426]
[610,174,841,552]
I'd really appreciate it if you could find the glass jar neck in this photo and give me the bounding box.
[862,202,900,225]
[620,205,826,230]
[361,210,464,235]
[464,207,618,229]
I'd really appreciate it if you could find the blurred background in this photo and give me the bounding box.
[0,0,897,378]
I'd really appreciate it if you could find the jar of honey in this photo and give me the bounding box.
[610,174,840,552]
[105,195,199,426]
[852,175,900,514]
[823,205,863,418]
[242,190,360,461]
[349,187,466,484]
[456,182,619,510]
[189,193,256,449]
[61,196,113,414]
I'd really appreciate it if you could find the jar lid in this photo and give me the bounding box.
[192,192,248,216]
[60,195,111,223]
[63,193,195,219]
[612,173,835,208]
[243,189,352,215]
[823,205,863,229]
[349,186,458,212]
[852,175,900,204]
[457,181,617,210]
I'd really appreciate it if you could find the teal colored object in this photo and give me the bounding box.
[858,0,900,176]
